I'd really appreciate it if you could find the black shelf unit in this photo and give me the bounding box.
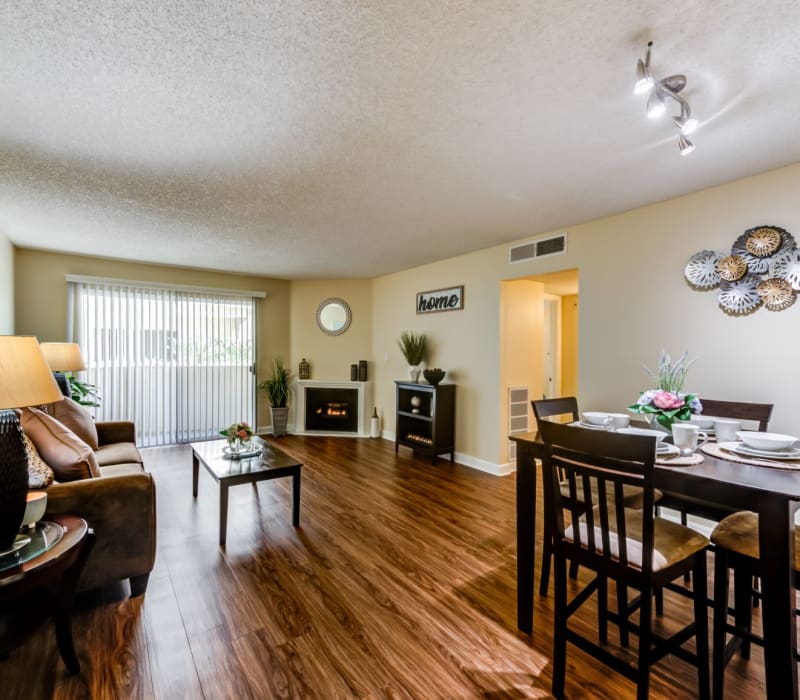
[394,381,455,464]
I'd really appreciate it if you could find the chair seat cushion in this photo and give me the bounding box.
[559,481,662,509]
[711,510,800,570]
[565,506,709,571]
[95,442,143,467]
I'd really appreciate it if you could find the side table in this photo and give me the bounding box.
[0,515,95,674]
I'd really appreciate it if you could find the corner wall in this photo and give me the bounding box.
[289,279,373,382]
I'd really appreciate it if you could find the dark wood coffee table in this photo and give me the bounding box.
[191,437,302,546]
[0,515,94,674]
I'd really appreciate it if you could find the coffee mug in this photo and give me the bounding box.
[671,423,708,455]
[714,419,742,444]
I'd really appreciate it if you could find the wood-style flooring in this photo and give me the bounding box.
[0,436,773,698]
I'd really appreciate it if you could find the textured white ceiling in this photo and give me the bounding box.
[2,1,800,279]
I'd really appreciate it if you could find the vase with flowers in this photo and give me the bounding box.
[220,421,255,453]
[627,351,703,431]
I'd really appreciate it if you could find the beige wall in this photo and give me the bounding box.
[0,232,13,333]
[289,279,373,383]
[499,279,544,462]
[560,294,579,398]
[372,162,800,468]
[13,249,291,428]
[372,251,503,467]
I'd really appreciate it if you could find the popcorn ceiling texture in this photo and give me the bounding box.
[1,1,800,278]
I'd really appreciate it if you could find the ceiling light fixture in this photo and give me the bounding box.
[634,41,699,154]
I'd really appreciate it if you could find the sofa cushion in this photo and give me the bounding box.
[23,433,55,489]
[98,463,145,478]
[50,398,99,450]
[20,407,101,482]
[95,443,143,467]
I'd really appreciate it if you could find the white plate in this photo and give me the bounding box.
[569,421,608,431]
[656,443,679,455]
[732,443,800,460]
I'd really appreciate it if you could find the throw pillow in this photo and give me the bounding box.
[20,407,101,482]
[50,398,99,450]
[23,433,55,489]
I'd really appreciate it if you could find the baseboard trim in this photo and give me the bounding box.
[382,430,512,476]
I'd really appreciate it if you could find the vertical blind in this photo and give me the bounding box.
[68,278,259,447]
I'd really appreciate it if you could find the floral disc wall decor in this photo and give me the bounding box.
[685,225,798,314]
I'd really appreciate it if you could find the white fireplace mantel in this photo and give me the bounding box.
[294,380,371,437]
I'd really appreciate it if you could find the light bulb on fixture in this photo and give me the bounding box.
[634,59,654,95]
[678,134,695,155]
[633,42,655,95]
[672,104,698,135]
[646,90,666,118]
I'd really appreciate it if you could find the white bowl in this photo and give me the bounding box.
[736,431,798,451]
[617,427,668,444]
[689,415,715,430]
[22,491,47,528]
[582,411,610,425]
[608,413,630,429]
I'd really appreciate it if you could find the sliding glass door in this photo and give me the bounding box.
[70,279,257,447]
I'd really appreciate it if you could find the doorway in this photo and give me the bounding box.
[499,268,579,464]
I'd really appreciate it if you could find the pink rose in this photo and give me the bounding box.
[652,390,683,410]
[237,429,248,438]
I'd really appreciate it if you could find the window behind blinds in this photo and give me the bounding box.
[69,279,257,447]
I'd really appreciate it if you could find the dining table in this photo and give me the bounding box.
[511,427,800,700]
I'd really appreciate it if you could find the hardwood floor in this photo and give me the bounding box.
[0,436,773,698]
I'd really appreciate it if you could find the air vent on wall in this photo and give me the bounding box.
[509,233,567,264]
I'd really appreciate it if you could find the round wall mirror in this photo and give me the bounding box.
[316,297,352,336]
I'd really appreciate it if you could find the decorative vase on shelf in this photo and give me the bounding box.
[299,358,310,380]
[408,366,421,382]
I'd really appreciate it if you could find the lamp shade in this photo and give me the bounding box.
[0,337,64,409]
[39,342,87,372]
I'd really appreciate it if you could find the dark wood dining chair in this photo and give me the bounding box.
[711,511,800,700]
[532,397,656,597]
[538,420,710,700]
[531,396,580,425]
[697,398,773,431]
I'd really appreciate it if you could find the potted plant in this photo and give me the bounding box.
[397,331,427,382]
[628,350,702,431]
[257,358,292,437]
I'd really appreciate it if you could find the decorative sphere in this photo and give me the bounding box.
[410,395,421,408]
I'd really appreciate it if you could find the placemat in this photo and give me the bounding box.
[656,452,704,467]
[701,442,800,471]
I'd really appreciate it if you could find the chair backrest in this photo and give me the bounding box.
[532,397,579,426]
[698,398,773,431]
[538,420,658,576]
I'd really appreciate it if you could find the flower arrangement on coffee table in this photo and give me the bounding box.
[220,421,255,452]
[628,351,702,430]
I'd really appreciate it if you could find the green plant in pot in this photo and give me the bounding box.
[257,358,292,437]
[397,332,427,383]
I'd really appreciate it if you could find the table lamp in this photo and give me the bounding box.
[39,342,87,398]
[0,336,64,550]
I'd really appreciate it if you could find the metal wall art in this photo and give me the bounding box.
[685,225,798,314]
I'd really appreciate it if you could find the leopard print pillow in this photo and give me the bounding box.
[23,433,54,489]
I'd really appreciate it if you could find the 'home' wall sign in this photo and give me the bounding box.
[416,285,464,314]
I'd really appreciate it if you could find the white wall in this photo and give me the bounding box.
[372,162,800,469]
[0,231,12,333]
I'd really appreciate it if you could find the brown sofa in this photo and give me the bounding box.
[43,421,156,596]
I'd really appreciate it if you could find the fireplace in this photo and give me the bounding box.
[305,388,359,432]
